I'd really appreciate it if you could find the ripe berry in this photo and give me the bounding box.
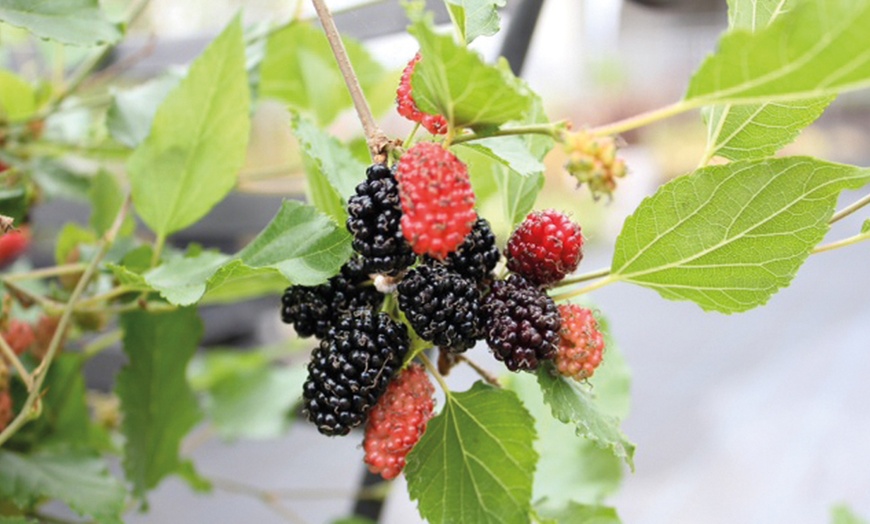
[506,210,583,286]
[346,164,416,275]
[363,363,435,480]
[482,274,561,372]
[302,310,409,436]
[397,264,483,352]
[1,319,35,355]
[281,257,383,339]
[0,227,30,268]
[426,216,500,284]
[396,53,448,135]
[396,143,476,260]
[555,305,605,380]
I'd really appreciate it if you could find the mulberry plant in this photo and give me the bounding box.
[0,0,868,523]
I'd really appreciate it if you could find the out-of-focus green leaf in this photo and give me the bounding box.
[0,0,120,45]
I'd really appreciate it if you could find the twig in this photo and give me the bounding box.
[0,196,131,447]
[450,122,566,145]
[418,353,451,397]
[310,0,389,161]
[550,275,618,302]
[588,100,695,137]
[552,266,611,288]
[0,334,32,389]
[2,263,87,283]
[456,355,500,388]
[830,192,870,225]
[812,231,870,254]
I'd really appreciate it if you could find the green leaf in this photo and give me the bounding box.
[54,223,95,266]
[200,260,288,304]
[292,114,367,200]
[89,170,131,237]
[259,22,385,125]
[144,251,230,306]
[444,0,506,43]
[460,136,545,178]
[30,159,91,202]
[302,152,349,225]
[405,382,537,524]
[0,0,120,46]
[237,200,352,286]
[611,157,870,313]
[831,504,869,524]
[189,350,306,440]
[0,450,125,522]
[106,74,181,148]
[495,169,543,229]
[537,502,622,524]
[510,373,623,511]
[537,366,635,469]
[0,70,35,122]
[409,17,532,129]
[686,0,870,105]
[862,219,870,234]
[0,517,38,524]
[116,308,203,496]
[128,18,251,237]
[36,355,94,446]
[702,0,833,161]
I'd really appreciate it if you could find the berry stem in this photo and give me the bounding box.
[553,266,612,288]
[1,280,64,315]
[550,275,618,302]
[418,352,452,398]
[450,122,566,145]
[81,329,123,360]
[830,192,870,224]
[2,262,88,283]
[310,0,388,161]
[811,231,870,254]
[0,196,131,447]
[0,334,32,390]
[456,355,501,388]
[588,100,696,137]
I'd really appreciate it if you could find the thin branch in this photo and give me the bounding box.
[812,231,870,254]
[553,266,611,288]
[310,0,388,161]
[0,334,32,389]
[450,122,566,145]
[0,196,131,447]
[830,192,870,225]
[1,279,64,314]
[456,355,500,388]
[2,263,87,283]
[588,100,696,137]
[418,352,451,397]
[550,275,618,302]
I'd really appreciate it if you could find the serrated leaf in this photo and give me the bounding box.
[409,17,532,129]
[237,200,352,286]
[495,169,543,229]
[686,0,870,105]
[510,373,623,512]
[117,308,203,496]
[144,251,230,306]
[445,0,505,43]
[259,22,385,125]
[0,450,125,522]
[405,382,536,524]
[189,350,306,440]
[128,18,251,237]
[537,367,635,469]
[0,0,120,46]
[611,157,870,313]
[302,152,348,225]
[292,114,367,200]
[200,260,287,304]
[106,74,181,148]
[538,502,622,524]
[702,0,833,161]
[0,70,35,122]
[461,136,545,178]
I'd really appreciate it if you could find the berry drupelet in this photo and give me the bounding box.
[506,210,584,287]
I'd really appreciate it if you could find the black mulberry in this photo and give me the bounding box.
[426,216,500,284]
[397,264,482,352]
[346,164,416,275]
[482,274,560,371]
[302,310,409,436]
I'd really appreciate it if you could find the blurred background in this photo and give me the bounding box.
[3,0,870,522]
